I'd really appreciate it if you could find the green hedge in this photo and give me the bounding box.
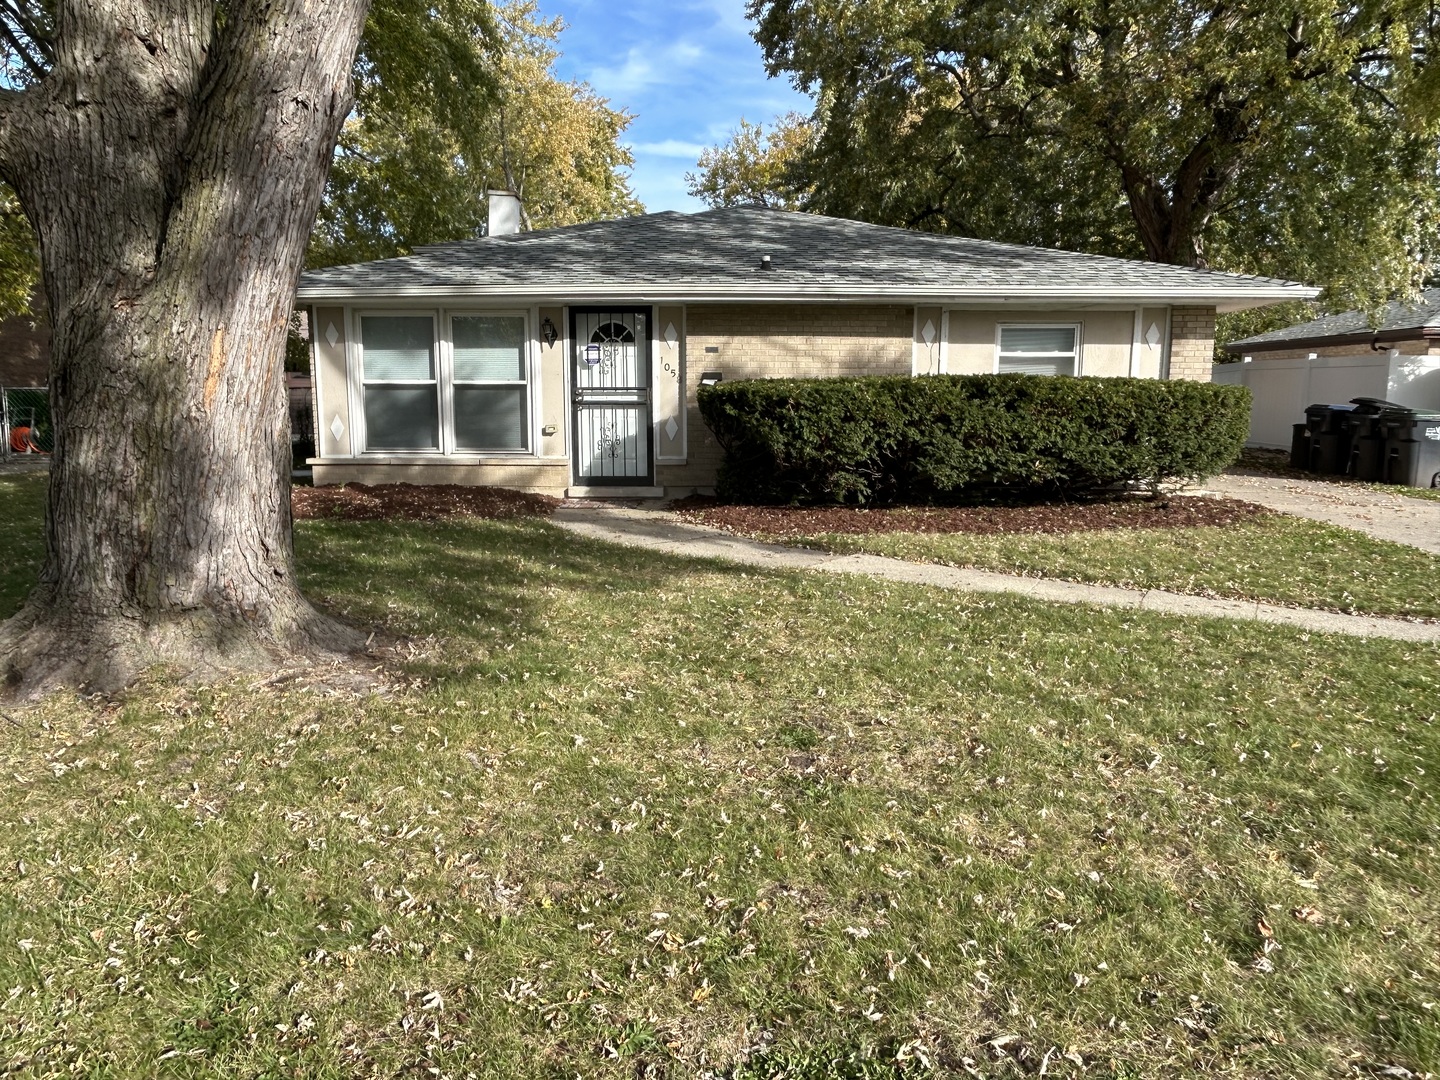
[697,374,1251,504]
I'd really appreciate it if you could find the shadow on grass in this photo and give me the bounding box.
[294,515,762,666]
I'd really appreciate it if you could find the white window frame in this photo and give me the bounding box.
[994,322,1083,377]
[444,309,534,455]
[353,309,443,455]
[348,306,539,458]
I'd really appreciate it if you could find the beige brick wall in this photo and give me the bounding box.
[670,303,913,487]
[1169,306,1217,382]
[313,461,569,495]
[0,290,49,387]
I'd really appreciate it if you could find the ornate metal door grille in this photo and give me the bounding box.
[571,307,653,485]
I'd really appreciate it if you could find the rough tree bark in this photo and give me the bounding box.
[0,0,371,696]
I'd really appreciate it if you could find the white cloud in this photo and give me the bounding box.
[586,41,707,100]
[633,139,710,158]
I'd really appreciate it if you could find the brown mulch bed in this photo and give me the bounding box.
[671,495,1274,539]
[292,483,559,522]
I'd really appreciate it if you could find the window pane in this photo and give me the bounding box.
[454,315,525,381]
[998,355,1075,377]
[364,385,439,450]
[362,315,434,380]
[454,386,527,451]
[999,326,1076,354]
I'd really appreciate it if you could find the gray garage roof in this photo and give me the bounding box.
[297,207,1316,311]
[1227,288,1440,350]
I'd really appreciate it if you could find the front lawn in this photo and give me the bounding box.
[0,472,1437,1077]
[683,506,1440,619]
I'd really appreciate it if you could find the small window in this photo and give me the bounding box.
[361,314,439,450]
[591,321,635,344]
[997,325,1079,376]
[451,314,528,451]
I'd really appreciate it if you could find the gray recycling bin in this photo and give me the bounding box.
[1382,410,1440,488]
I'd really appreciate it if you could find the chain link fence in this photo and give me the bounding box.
[2,384,315,466]
[1,387,52,457]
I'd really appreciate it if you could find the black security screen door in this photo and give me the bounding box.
[570,307,653,485]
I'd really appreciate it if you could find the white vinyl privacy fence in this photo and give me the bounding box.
[1212,353,1440,448]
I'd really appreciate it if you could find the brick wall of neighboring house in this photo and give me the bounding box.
[1168,306,1217,381]
[661,303,913,488]
[0,292,49,387]
[1230,339,1440,361]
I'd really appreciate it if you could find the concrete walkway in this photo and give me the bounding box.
[551,507,1440,645]
[1205,470,1440,556]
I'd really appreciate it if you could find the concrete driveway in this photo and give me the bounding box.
[1203,470,1440,555]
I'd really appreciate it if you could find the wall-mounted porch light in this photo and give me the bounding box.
[541,316,559,347]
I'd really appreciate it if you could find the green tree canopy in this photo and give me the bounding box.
[745,0,1440,325]
[685,113,814,210]
[309,0,642,268]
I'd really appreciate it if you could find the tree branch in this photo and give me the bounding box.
[0,0,55,69]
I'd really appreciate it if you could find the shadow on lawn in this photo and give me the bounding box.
[294,515,754,664]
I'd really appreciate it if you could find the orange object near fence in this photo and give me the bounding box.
[9,424,45,454]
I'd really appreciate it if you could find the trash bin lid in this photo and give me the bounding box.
[1350,396,1411,412]
[1306,403,1358,411]
[1379,409,1440,420]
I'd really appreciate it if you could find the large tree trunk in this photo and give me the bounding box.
[0,0,371,696]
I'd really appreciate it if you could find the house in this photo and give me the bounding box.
[1218,291,1440,448]
[1224,288,1440,359]
[295,199,1317,497]
[0,289,49,389]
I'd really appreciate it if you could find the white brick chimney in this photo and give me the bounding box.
[487,190,522,236]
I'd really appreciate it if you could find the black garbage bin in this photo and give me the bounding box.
[1305,403,1358,474]
[1382,410,1440,488]
[1342,398,1410,481]
[1289,423,1312,470]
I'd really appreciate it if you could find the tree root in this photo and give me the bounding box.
[0,592,367,701]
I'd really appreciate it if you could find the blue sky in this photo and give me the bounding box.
[545,0,811,212]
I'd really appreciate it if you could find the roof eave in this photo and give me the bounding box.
[295,282,1320,312]
[1224,324,1435,353]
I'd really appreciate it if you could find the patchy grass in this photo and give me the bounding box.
[0,471,1437,1077]
[1236,449,1440,504]
[0,471,45,616]
[767,515,1440,619]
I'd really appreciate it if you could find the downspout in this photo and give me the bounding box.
[1129,308,1143,377]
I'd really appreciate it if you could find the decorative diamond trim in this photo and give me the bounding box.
[1145,322,1162,348]
[664,322,678,348]
[325,321,340,348]
[664,417,679,440]
[921,319,936,346]
[330,415,345,441]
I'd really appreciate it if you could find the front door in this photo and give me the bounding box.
[570,307,653,486]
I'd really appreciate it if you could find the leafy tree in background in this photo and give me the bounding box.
[311,0,641,267]
[0,183,37,320]
[685,113,814,210]
[744,0,1440,335]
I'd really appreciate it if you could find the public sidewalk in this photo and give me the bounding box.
[551,506,1440,645]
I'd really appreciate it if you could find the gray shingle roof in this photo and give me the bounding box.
[1227,288,1440,349]
[297,207,1316,308]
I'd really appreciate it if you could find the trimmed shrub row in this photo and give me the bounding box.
[696,373,1251,505]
